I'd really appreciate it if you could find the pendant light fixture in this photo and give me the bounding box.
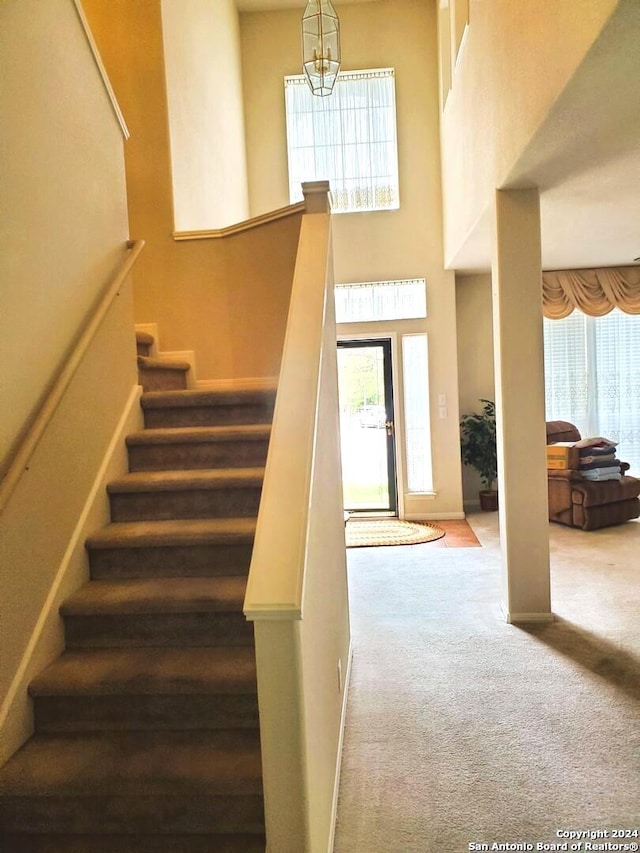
[302,0,341,97]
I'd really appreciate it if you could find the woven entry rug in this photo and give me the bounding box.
[345,518,445,548]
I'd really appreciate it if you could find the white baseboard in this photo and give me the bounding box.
[328,639,353,853]
[0,384,143,764]
[500,602,555,624]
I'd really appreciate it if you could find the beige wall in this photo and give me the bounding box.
[455,274,495,506]
[0,0,136,763]
[161,0,249,230]
[0,0,129,466]
[440,0,617,267]
[240,0,464,517]
[1,284,140,764]
[84,0,300,382]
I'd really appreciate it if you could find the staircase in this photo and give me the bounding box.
[0,333,275,852]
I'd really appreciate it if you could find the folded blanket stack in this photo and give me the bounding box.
[574,436,621,481]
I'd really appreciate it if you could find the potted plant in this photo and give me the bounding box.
[460,399,498,511]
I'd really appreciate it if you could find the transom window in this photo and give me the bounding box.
[334,279,426,324]
[284,68,400,214]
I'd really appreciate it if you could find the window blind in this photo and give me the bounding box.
[544,310,640,474]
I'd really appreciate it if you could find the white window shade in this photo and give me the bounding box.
[544,310,640,474]
[284,68,399,213]
[335,279,426,324]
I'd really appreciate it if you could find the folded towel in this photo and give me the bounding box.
[581,470,622,481]
[579,447,618,459]
[580,456,617,469]
[575,436,617,449]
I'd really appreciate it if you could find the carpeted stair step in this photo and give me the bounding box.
[126,424,271,472]
[136,331,155,357]
[60,577,253,648]
[86,518,256,579]
[137,356,191,392]
[0,730,264,836]
[141,387,276,428]
[107,468,265,522]
[29,646,259,733]
[0,833,266,852]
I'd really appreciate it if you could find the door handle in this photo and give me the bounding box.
[385,420,394,436]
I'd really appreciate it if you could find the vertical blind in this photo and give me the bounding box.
[544,309,640,474]
[284,68,399,213]
[334,279,426,324]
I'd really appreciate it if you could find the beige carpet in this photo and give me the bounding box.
[345,519,445,548]
[334,513,640,852]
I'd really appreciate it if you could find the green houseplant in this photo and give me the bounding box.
[460,399,498,511]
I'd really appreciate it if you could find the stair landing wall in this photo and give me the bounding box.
[83,0,303,387]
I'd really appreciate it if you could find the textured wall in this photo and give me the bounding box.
[0,0,129,466]
[161,0,249,230]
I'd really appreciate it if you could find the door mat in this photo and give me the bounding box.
[345,519,445,548]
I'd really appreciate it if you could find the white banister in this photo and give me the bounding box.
[243,183,351,851]
[243,211,331,620]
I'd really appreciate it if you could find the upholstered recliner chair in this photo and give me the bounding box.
[546,421,640,530]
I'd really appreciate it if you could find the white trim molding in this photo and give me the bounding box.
[72,0,130,139]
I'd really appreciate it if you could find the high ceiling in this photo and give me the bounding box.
[235,0,640,274]
[451,0,640,273]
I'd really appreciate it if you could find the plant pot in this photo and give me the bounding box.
[479,489,498,511]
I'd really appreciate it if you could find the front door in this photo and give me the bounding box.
[337,339,397,515]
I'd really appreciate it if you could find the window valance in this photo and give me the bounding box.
[542,267,640,319]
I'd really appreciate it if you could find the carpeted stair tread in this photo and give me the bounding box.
[107,467,265,494]
[136,331,155,346]
[136,331,155,358]
[0,730,263,799]
[137,355,191,372]
[141,386,276,410]
[60,577,246,616]
[29,647,257,697]
[126,424,271,446]
[86,517,256,549]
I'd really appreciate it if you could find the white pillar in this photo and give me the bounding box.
[492,188,552,623]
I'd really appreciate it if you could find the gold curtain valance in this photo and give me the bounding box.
[542,266,640,319]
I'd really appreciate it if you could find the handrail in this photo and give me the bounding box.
[0,239,145,512]
[72,0,130,140]
[172,201,306,241]
[243,197,331,620]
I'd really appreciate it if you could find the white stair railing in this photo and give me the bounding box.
[244,182,352,852]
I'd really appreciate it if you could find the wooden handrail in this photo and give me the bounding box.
[0,239,145,512]
[172,202,306,242]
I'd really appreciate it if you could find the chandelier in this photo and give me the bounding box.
[302,0,341,97]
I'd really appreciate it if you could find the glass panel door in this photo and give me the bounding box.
[337,339,397,514]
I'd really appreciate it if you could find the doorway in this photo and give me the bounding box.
[337,339,398,515]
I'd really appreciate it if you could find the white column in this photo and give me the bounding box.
[492,188,552,623]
